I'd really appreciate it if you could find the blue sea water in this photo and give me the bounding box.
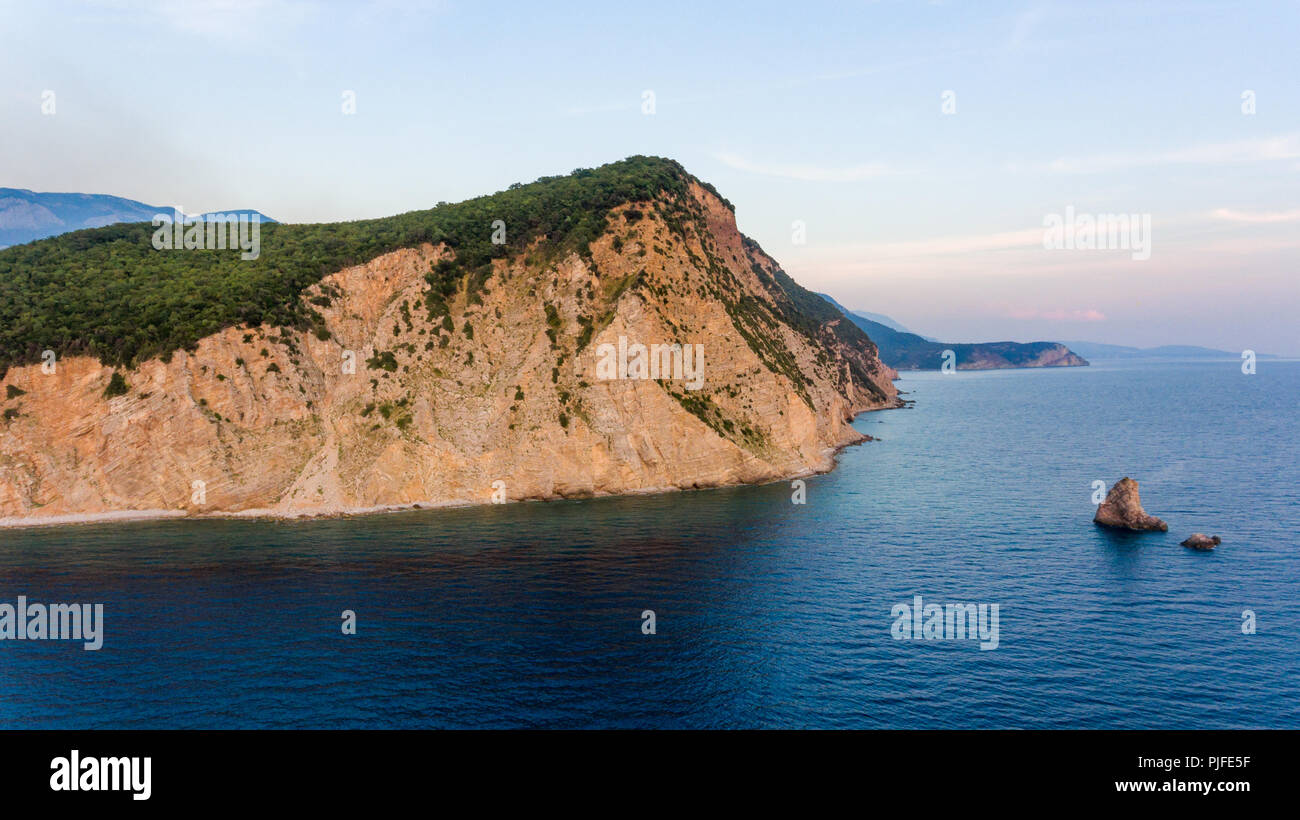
[1,359,1297,729]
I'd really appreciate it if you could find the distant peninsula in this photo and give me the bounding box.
[1059,340,1275,360]
[820,295,1088,371]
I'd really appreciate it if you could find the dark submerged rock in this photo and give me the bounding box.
[1181,533,1221,550]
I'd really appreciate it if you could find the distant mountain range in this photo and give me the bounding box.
[0,188,274,248]
[820,294,1088,371]
[832,304,937,340]
[1059,341,1276,360]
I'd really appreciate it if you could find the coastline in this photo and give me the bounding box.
[0,401,904,531]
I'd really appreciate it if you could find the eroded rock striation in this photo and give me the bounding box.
[1094,477,1168,531]
[0,157,899,525]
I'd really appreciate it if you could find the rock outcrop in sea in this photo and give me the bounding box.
[1180,534,1221,550]
[1093,477,1168,531]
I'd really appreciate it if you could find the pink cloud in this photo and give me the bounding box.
[1006,308,1107,322]
[1211,208,1300,224]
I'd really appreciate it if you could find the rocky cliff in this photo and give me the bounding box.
[0,158,899,525]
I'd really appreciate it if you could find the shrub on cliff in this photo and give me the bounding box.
[103,372,129,398]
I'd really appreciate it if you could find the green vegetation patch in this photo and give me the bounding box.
[0,156,711,378]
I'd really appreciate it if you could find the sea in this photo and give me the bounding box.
[1,359,1297,728]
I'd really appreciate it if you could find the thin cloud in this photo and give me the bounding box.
[84,0,316,43]
[713,152,894,182]
[1212,207,1300,224]
[808,50,985,83]
[563,51,983,118]
[563,100,638,116]
[86,0,437,41]
[1045,134,1300,174]
[1006,307,1107,322]
[1006,5,1049,52]
[808,227,1045,259]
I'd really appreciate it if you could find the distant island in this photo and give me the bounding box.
[0,187,274,248]
[819,294,1088,371]
[1058,340,1275,360]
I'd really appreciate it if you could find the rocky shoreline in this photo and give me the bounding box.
[0,411,894,530]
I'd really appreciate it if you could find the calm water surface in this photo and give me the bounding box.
[1,360,1297,728]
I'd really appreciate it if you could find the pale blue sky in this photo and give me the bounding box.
[2,0,1298,353]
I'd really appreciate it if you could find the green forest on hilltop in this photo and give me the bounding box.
[0,156,732,377]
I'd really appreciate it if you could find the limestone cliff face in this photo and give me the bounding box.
[0,181,898,524]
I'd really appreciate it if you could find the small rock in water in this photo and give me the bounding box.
[1181,533,1221,550]
[1093,477,1168,532]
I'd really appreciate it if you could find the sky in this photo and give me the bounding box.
[2,0,1298,354]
